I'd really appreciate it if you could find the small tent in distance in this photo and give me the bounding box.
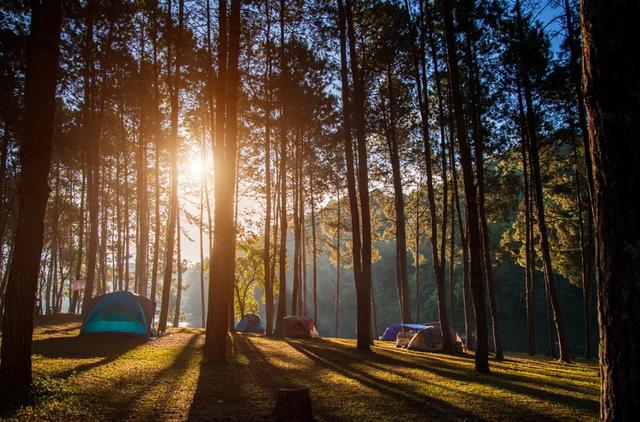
[380,323,431,341]
[406,326,464,353]
[283,316,321,339]
[81,291,156,338]
[235,313,265,333]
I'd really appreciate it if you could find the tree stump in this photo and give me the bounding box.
[272,384,314,422]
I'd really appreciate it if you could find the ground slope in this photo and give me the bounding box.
[0,316,598,421]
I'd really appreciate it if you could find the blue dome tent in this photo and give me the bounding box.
[235,313,264,333]
[81,291,156,338]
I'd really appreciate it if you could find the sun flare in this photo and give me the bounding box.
[188,159,205,180]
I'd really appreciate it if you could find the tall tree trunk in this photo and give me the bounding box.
[0,0,62,394]
[100,167,109,294]
[457,0,502,359]
[337,0,363,344]
[415,188,421,322]
[150,2,161,304]
[206,0,241,361]
[451,138,473,349]
[580,1,640,418]
[116,153,123,290]
[421,0,453,352]
[572,139,590,359]
[262,0,274,336]
[310,178,318,325]
[173,209,182,327]
[136,111,149,297]
[564,1,594,359]
[274,0,288,338]
[515,0,570,363]
[159,0,183,333]
[563,0,595,209]
[382,65,410,324]
[135,14,149,297]
[335,191,341,338]
[441,0,489,372]
[345,0,371,351]
[82,0,100,313]
[517,81,535,356]
[291,132,301,315]
[199,127,206,327]
[51,168,60,312]
[301,186,307,317]
[448,187,456,329]
[70,160,86,312]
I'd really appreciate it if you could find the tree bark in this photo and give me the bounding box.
[441,0,489,372]
[206,0,241,361]
[274,0,288,337]
[82,0,100,313]
[580,0,640,418]
[292,132,301,315]
[310,178,318,325]
[135,99,149,297]
[516,80,535,356]
[382,65,411,324]
[461,6,503,359]
[0,0,62,395]
[149,0,162,304]
[345,0,372,351]
[173,208,182,327]
[335,190,341,338]
[515,0,570,363]
[262,0,274,336]
[159,0,184,333]
[337,0,364,343]
[69,160,85,312]
[421,0,453,352]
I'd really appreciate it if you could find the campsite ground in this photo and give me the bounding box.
[0,315,599,421]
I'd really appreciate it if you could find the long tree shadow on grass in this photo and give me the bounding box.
[31,334,149,379]
[30,331,204,420]
[188,334,473,421]
[286,339,479,421]
[187,334,286,421]
[291,340,597,419]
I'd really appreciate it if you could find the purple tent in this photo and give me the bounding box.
[380,323,432,341]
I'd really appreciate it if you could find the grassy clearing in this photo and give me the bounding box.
[0,315,599,421]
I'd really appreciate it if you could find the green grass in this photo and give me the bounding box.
[0,315,599,421]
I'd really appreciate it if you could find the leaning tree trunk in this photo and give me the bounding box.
[580,1,640,418]
[0,0,62,395]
